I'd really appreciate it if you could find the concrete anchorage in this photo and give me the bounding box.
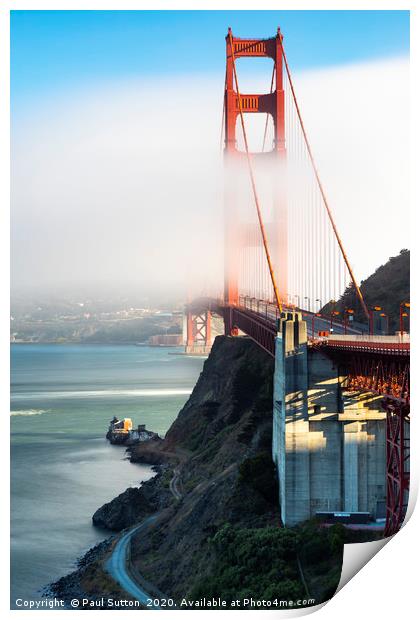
[272,313,386,527]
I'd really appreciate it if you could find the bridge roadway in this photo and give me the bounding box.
[187,296,409,535]
[190,296,409,358]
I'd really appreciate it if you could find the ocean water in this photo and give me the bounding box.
[10,344,205,607]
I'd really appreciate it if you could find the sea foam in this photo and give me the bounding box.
[10,409,51,416]
[11,388,193,400]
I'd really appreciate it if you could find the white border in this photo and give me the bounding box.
[2,1,418,619]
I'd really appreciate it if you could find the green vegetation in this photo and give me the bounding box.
[82,318,167,344]
[12,315,182,344]
[189,524,305,607]
[159,468,173,489]
[232,360,273,421]
[296,519,344,601]
[239,453,278,504]
[189,519,351,608]
[326,249,409,331]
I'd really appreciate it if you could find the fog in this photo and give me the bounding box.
[11,56,409,300]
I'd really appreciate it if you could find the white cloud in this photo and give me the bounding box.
[294,57,409,281]
[11,56,409,298]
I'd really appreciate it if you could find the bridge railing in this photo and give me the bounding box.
[328,334,410,343]
[237,295,353,333]
[319,336,410,356]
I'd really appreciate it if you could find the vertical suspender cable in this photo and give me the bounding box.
[228,30,283,313]
[303,131,308,309]
[330,222,333,304]
[323,207,327,305]
[319,191,322,306]
[278,37,369,321]
[310,169,315,309]
[262,63,276,152]
[220,71,227,153]
[334,228,337,300]
[314,186,318,307]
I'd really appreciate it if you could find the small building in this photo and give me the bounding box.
[106,416,160,445]
[107,417,133,444]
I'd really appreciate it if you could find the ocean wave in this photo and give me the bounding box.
[10,409,51,416]
[11,388,193,400]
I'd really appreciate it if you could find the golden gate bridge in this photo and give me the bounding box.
[185,28,409,537]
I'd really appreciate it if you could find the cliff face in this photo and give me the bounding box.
[93,336,276,534]
[128,335,280,598]
[50,335,376,607]
[162,334,276,481]
[125,336,381,604]
[49,335,279,606]
[92,476,171,531]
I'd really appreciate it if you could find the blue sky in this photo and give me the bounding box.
[11,10,409,292]
[11,10,409,106]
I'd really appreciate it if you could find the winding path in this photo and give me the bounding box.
[106,468,183,606]
[105,516,160,609]
[169,467,183,500]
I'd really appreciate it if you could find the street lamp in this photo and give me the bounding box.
[329,299,336,332]
[343,308,354,335]
[304,296,311,312]
[294,294,300,308]
[330,309,340,332]
[400,301,410,336]
[311,313,322,339]
[369,305,382,336]
[316,298,322,312]
[379,312,389,335]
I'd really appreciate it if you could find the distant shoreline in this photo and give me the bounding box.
[10,341,181,347]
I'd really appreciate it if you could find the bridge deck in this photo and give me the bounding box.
[190,297,410,358]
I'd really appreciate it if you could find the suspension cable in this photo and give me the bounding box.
[228,30,283,313]
[278,36,370,321]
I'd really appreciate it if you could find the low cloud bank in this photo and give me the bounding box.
[11,56,409,297]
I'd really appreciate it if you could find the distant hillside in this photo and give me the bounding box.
[332,249,409,332]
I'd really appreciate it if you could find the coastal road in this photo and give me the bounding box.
[106,466,238,606]
[169,468,183,500]
[106,468,182,605]
[105,516,160,609]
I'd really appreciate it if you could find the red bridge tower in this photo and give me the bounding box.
[185,308,212,355]
[224,28,287,310]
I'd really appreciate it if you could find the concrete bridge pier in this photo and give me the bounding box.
[272,314,386,527]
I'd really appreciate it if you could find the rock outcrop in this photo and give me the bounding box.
[92,471,172,531]
[127,336,279,598]
[50,335,381,608]
[94,335,276,536]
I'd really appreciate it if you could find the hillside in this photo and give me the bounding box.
[328,249,409,331]
[92,337,370,607]
[51,336,380,609]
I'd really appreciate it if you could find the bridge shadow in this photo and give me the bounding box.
[276,349,386,521]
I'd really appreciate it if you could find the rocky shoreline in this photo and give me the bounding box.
[92,465,172,531]
[46,336,280,606]
[47,457,173,605]
[46,407,190,604]
[45,538,116,607]
[46,335,362,609]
